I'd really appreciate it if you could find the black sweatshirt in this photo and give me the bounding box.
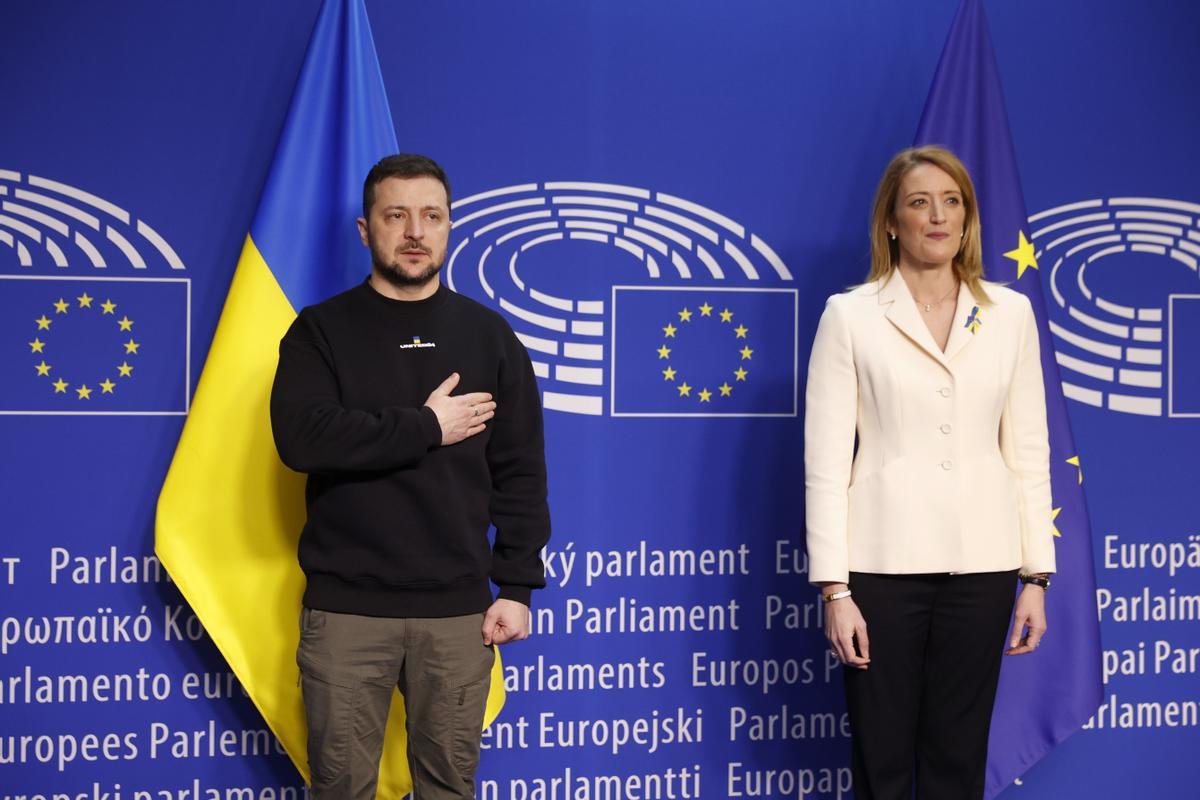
[269,280,550,618]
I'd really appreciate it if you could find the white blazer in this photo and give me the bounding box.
[804,272,1056,584]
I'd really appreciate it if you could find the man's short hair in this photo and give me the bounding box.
[362,154,452,218]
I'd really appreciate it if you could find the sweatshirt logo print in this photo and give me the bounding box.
[399,335,437,350]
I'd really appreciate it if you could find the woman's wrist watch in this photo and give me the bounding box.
[1019,573,1051,590]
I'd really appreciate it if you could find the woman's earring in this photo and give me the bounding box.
[889,232,897,241]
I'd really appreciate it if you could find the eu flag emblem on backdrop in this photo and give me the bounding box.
[915,1,1103,796]
[156,0,503,794]
[610,286,797,416]
[0,276,187,414]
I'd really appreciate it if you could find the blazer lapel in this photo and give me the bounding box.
[878,273,946,366]
[941,282,979,363]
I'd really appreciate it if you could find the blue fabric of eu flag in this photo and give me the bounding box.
[610,286,796,416]
[0,276,188,414]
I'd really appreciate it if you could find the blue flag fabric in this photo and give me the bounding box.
[251,0,398,309]
[914,1,1104,796]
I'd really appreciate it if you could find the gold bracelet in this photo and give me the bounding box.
[822,589,852,603]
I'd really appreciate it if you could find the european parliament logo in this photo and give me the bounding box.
[445,181,798,417]
[0,169,190,415]
[1029,195,1200,419]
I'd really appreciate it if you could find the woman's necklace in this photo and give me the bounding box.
[918,282,959,313]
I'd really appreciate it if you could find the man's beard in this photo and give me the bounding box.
[370,237,444,288]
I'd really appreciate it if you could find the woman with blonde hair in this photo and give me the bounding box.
[804,145,1055,800]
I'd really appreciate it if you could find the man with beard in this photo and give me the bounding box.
[270,154,550,799]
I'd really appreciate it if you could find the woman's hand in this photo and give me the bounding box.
[824,585,870,669]
[1006,584,1047,655]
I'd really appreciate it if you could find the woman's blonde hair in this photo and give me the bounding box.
[867,145,991,305]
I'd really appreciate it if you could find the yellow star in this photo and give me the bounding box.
[662,323,677,338]
[53,298,69,314]
[1003,230,1039,280]
[678,307,693,322]
[734,324,749,339]
[124,339,140,354]
[77,292,94,308]
[698,388,712,403]
[117,362,134,377]
[52,378,69,394]
[740,345,753,360]
[117,316,134,332]
[719,382,733,397]
[657,345,671,359]
[1066,455,1082,485]
[36,315,52,330]
[100,378,116,394]
[734,366,748,382]
[29,338,45,353]
[1051,507,1063,538]
[678,382,692,397]
[662,366,677,381]
[76,384,92,400]
[719,308,734,323]
[699,302,713,317]
[35,361,51,376]
[101,299,116,314]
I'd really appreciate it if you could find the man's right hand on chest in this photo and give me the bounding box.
[424,372,496,445]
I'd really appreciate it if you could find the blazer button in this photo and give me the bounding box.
[940,423,952,434]
[939,387,952,397]
[941,459,953,470]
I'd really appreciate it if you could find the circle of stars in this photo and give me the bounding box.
[657,300,752,405]
[29,292,139,400]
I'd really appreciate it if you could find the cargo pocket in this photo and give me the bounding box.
[449,653,494,779]
[297,609,358,787]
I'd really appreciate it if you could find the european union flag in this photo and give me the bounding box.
[0,276,188,414]
[610,286,797,417]
[915,1,1103,796]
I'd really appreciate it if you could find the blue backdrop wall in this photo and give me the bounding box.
[1,1,1198,797]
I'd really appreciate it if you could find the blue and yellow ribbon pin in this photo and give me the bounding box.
[964,306,982,334]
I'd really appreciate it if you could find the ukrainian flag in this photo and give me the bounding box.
[155,0,503,793]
